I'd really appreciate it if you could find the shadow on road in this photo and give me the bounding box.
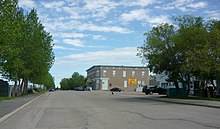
[112,96,171,105]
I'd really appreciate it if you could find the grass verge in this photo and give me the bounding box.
[0,89,47,101]
[0,96,15,101]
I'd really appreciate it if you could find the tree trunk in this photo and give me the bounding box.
[187,75,190,96]
[174,80,180,96]
[20,79,24,95]
[23,79,28,94]
[17,79,21,96]
[12,81,17,97]
[211,78,216,90]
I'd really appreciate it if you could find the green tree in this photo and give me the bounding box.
[175,16,220,96]
[60,78,70,90]
[60,72,85,90]
[138,23,183,95]
[0,1,55,96]
[138,15,220,97]
[20,9,54,93]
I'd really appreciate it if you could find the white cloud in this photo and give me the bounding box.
[53,45,79,50]
[120,9,170,25]
[42,19,131,34]
[158,0,191,11]
[158,0,207,12]
[187,2,207,8]
[41,1,65,8]
[62,7,85,19]
[18,0,35,8]
[205,10,220,20]
[122,0,157,7]
[63,39,86,47]
[120,9,149,22]
[53,32,87,39]
[92,35,106,40]
[147,15,171,25]
[78,23,132,34]
[55,47,141,67]
[83,0,118,18]
[42,20,80,32]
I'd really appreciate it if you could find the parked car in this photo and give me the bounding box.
[157,87,167,95]
[73,86,84,91]
[142,85,167,95]
[85,86,92,91]
[110,87,122,92]
[49,88,55,92]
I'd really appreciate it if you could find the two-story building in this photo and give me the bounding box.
[86,65,149,91]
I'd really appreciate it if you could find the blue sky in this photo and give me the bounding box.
[18,0,220,87]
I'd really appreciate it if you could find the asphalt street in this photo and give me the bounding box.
[0,94,41,118]
[0,91,220,129]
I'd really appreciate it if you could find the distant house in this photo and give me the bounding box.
[86,65,149,91]
[0,79,9,96]
[155,72,220,96]
[149,75,160,87]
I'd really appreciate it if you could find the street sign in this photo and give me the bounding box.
[128,78,136,85]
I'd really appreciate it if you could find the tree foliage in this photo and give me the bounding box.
[0,0,55,95]
[138,15,220,96]
[60,72,85,90]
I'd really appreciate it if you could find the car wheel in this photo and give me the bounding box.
[150,91,153,95]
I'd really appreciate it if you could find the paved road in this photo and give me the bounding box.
[0,94,41,118]
[0,91,220,129]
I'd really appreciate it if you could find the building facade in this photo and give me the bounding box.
[86,65,149,91]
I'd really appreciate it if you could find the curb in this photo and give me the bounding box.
[0,93,44,123]
[119,92,220,109]
[148,98,220,109]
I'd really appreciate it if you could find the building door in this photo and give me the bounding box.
[102,79,108,90]
[124,81,127,88]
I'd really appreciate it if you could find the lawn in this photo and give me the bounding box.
[0,96,15,101]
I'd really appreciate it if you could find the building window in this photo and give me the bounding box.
[123,71,126,77]
[142,81,145,86]
[132,71,135,77]
[161,83,168,89]
[113,71,116,77]
[103,70,107,77]
[96,70,99,77]
[142,71,145,78]
[96,80,99,89]
[124,80,127,88]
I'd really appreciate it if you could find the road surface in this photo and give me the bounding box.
[0,91,220,129]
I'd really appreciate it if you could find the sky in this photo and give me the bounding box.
[18,0,220,87]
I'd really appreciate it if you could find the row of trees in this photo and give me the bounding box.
[138,15,220,96]
[0,0,55,96]
[60,72,85,90]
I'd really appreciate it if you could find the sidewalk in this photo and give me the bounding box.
[120,92,220,109]
[150,97,220,109]
[0,93,42,118]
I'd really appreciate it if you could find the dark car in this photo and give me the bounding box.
[110,87,122,92]
[142,86,167,95]
[49,88,55,92]
[73,86,84,91]
[157,87,167,95]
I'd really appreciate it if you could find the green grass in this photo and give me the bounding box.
[160,96,220,101]
[37,89,47,94]
[0,96,15,100]
[0,89,47,101]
